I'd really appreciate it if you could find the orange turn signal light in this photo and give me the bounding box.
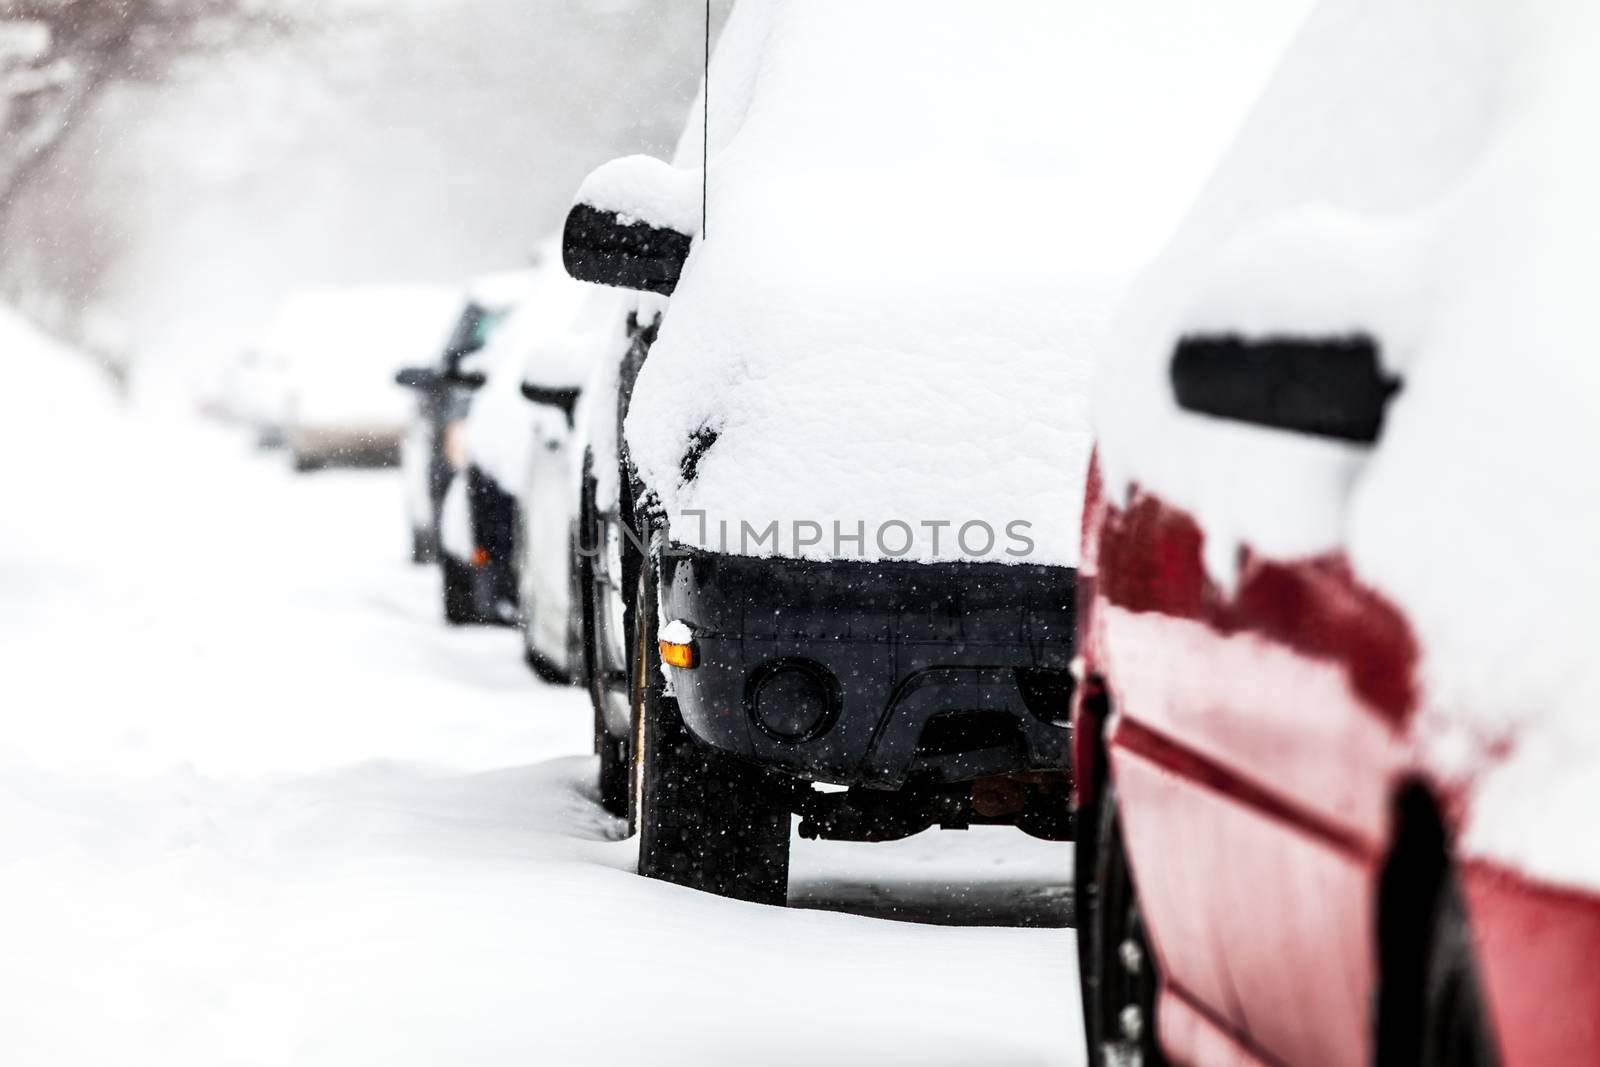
[658,638,697,669]
[471,546,490,567]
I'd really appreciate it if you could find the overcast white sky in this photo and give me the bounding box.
[3,0,730,399]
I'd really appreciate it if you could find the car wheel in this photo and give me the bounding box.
[522,644,567,684]
[1420,870,1500,1067]
[1085,782,1164,1067]
[631,556,790,905]
[442,557,480,625]
[410,527,437,565]
[597,730,629,820]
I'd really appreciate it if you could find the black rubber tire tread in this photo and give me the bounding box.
[442,557,482,625]
[597,731,629,819]
[1086,783,1164,1067]
[522,644,568,685]
[1074,790,1103,1057]
[1420,870,1501,1067]
[410,527,437,565]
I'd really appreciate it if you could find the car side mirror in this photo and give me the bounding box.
[520,382,582,427]
[563,156,697,296]
[395,366,441,389]
[1170,333,1400,444]
[446,369,488,390]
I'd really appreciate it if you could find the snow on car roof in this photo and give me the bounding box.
[264,285,461,370]
[465,268,544,312]
[466,254,611,493]
[265,285,461,425]
[1093,0,1600,887]
[621,0,1312,566]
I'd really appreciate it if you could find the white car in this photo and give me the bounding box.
[265,286,459,472]
[396,270,540,563]
[445,258,598,629]
[515,287,623,681]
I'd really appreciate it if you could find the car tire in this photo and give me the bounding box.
[631,556,790,905]
[1083,782,1164,1067]
[410,528,437,565]
[1419,869,1500,1067]
[597,731,629,820]
[522,644,568,685]
[442,557,480,625]
[577,465,632,825]
[1074,789,1103,1050]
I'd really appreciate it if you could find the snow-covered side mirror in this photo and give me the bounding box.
[562,156,698,296]
[520,382,582,427]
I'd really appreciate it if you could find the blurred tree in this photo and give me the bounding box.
[0,0,297,343]
[1,1,295,174]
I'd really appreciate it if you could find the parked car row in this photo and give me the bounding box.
[217,286,461,470]
[277,1,1597,1064]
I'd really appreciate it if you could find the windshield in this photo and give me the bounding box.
[443,303,511,364]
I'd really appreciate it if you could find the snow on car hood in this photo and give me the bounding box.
[623,0,1312,566]
[1093,0,1600,888]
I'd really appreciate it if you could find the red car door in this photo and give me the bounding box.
[1094,334,1415,1065]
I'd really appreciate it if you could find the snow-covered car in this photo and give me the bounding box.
[568,309,637,815]
[514,286,619,681]
[268,286,460,472]
[440,259,594,627]
[395,271,537,563]
[562,0,1307,903]
[1072,3,1600,1066]
[218,346,292,448]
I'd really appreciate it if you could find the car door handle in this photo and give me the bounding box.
[1169,333,1400,444]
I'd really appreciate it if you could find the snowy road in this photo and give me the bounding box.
[1,317,1080,1065]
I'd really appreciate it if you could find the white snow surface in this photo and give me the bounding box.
[439,470,473,562]
[0,306,1077,1065]
[266,286,460,427]
[1093,0,1600,889]
[616,0,1313,566]
[659,618,694,646]
[574,154,702,235]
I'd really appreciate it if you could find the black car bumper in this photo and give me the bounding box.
[659,548,1074,788]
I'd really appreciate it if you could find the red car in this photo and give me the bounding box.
[1071,2,1600,1065]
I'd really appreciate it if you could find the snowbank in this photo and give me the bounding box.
[619,0,1312,565]
[1093,0,1600,888]
[0,305,1078,1064]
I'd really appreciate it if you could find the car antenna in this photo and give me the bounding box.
[703,0,710,239]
